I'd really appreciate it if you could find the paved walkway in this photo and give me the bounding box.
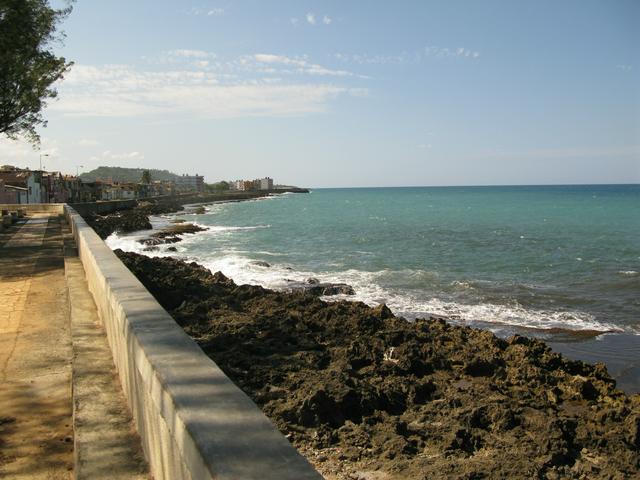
[0,214,73,479]
[0,213,148,479]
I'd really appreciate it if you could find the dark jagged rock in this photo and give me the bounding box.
[137,200,185,215]
[84,210,152,239]
[286,281,355,296]
[115,251,640,480]
[250,261,271,268]
[137,223,207,246]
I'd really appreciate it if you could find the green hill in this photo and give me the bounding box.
[79,166,181,183]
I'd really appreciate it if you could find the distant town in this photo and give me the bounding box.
[0,164,278,204]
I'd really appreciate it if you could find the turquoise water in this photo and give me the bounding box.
[112,185,640,335]
[108,185,640,390]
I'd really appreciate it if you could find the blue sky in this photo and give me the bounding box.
[1,0,638,187]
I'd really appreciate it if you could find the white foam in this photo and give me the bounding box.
[618,270,639,276]
[195,255,629,335]
[205,225,270,233]
[105,219,632,337]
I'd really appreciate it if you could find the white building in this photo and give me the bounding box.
[229,177,274,191]
[230,180,244,191]
[258,177,274,190]
[175,174,205,193]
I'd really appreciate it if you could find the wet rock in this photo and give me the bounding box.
[137,223,207,246]
[293,282,355,296]
[250,261,271,268]
[85,210,152,239]
[371,303,393,319]
[115,251,640,480]
[137,200,185,215]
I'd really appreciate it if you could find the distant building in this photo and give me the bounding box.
[229,177,274,191]
[0,179,21,204]
[6,184,27,204]
[230,179,252,191]
[101,183,137,201]
[0,170,46,203]
[175,174,204,193]
[257,177,273,190]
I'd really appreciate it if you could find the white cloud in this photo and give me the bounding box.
[0,138,36,161]
[306,13,316,25]
[76,138,101,147]
[334,52,415,65]
[167,49,211,59]
[290,17,299,26]
[348,88,369,98]
[424,46,480,59]
[616,64,632,71]
[0,137,60,168]
[52,64,353,118]
[323,15,332,25]
[335,46,481,65]
[254,54,304,66]
[253,53,363,78]
[187,7,224,17]
[91,150,145,161]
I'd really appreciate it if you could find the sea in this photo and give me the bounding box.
[107,185,640,393]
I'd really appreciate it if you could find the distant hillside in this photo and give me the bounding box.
[79,166,181,183]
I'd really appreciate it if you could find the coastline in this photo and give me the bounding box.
[114,250,640,479]
[82,193,640,478]
[92,192,640,395]
[81,190,283,239]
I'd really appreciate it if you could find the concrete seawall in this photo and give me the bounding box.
[63,205,321,480]
[69,199,137,216]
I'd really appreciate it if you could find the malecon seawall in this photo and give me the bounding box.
[57,203,321,480]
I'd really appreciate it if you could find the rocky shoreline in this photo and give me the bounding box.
[82,191,277,239]
[116,250,639,479]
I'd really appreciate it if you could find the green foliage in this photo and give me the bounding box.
[206,181,230,192]
[141,169,152,184]
[0,0,74,144]
[80,166,182,183]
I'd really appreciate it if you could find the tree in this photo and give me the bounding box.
[141,170,152,184]
[206,181,230,192]
[0,0,74,145]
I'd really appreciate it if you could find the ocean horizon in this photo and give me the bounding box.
[306,183,640,190]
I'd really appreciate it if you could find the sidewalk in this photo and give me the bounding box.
[0,213,148,479]
[0,214,73,479]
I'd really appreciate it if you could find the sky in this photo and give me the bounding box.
[1,0,638,187]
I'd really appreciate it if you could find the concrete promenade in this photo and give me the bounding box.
[1,205,321,479]
[0,213,148,479]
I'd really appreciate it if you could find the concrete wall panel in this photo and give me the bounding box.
[63,206,321,480]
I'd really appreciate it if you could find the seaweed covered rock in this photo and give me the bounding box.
[116,251,640,479]
[85,210,152,239]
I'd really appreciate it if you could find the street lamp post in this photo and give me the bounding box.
[39,153,49,171]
